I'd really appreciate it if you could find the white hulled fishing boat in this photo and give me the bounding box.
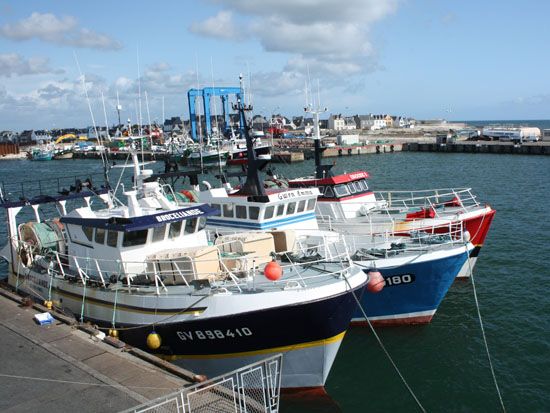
[0,109,366,391]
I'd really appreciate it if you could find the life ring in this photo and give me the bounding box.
[179,189,198,203]
[347,148,352,155]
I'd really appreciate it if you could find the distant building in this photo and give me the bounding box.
[163,117,183,134]
[354,115,374,130]
[328,114,345,131]
[18,130,37,145]
[0,131,17,143]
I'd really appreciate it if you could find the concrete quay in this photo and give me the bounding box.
[0,287,199,412]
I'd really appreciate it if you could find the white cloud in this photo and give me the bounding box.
[0,53,64,77]
[189,11,244,40]
[193,0,398,77]
[0,12,122,50]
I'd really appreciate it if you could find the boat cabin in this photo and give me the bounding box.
[61,202,214,278]
[199,187,320,231]
[288,171,380,219]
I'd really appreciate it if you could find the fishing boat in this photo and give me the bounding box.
[0,126,366,390]
[53,149,74,160]
[193,93,473,326]
[29,147,54,161]
[186,140,229,169]
[285,106,495,278]
[227,130,272,166]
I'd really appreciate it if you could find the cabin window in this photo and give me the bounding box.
[297,200,306,213]
[264,205,275,219]
[168,221,182,239]
[276,204,285,216]
[198,217,207,231]
[83,226,94,242]
[361,179,369,191]
[236,205,247,219]
[185,218,197,234]
[210,204,221,216]
[223,204,234,218]
[249,206,260,220]
[107,230,118,247]
[152,225,166,242]
[307,198,316,211]
[324,186,335,198]
[94,228,105,244]
[334,184,350,197]
[348,183,356,194]
[122,230,147,247]
[287,202,296,215]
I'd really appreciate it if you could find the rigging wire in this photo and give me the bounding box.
[341,272,427,413]
[466,247,507,412]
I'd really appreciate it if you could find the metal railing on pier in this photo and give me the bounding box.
[122,353,282,413]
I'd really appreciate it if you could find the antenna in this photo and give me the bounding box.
[162,96,165,131]
[116,89,122,128]
[73,52,110,187]
[136,46,143,137]
[101,91,111,142]
[195,55,204,170]
[210,56,224,178]
[145,91,153,151]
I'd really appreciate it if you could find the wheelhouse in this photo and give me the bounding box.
[288,171,372,201]
[199,187,320,231]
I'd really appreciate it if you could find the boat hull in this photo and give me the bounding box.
[187,152,229,168]
[7,267,365,389]
[352,246,469,326]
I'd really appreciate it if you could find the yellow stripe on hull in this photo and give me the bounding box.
[160,331,347,361]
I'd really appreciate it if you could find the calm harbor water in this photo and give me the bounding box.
[0,150,548,412]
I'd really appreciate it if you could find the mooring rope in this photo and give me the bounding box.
[0,372,178,390]
[466,247,506,412]
[342,272,427,413]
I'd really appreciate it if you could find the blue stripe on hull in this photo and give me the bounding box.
[357,251,468,322]
[207,211,316,229]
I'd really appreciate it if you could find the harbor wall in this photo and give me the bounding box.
[403,141,550,155]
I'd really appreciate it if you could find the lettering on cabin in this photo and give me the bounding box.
[275,189,314,200]
[348,172,368,180]
[155,208,202,223]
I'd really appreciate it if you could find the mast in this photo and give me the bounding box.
[235,74,266,198]
[304,79,330,179]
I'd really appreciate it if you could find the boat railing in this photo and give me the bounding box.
[0,172,106,205]
[345,220,466,259]
[12,237,353,294]
[374,187,481,212]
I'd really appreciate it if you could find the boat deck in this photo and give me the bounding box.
[0,287,194,412]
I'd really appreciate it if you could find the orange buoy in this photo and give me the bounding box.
[264,260,283,281]
[367,270,385,293]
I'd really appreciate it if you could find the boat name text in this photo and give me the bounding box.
[176,328,253,341]
[383,274,415,287]
[155,209,202,223]
[276,189,314,200]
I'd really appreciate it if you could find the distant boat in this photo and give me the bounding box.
[30,147,53,161]
[186,141,229,168]
[53,149,74,160]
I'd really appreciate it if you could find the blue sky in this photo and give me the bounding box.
[0,0,549,130]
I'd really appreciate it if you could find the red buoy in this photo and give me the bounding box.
[367,270,385,293]
[264,261,283,281]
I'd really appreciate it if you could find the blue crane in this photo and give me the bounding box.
[187,86,243,141]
